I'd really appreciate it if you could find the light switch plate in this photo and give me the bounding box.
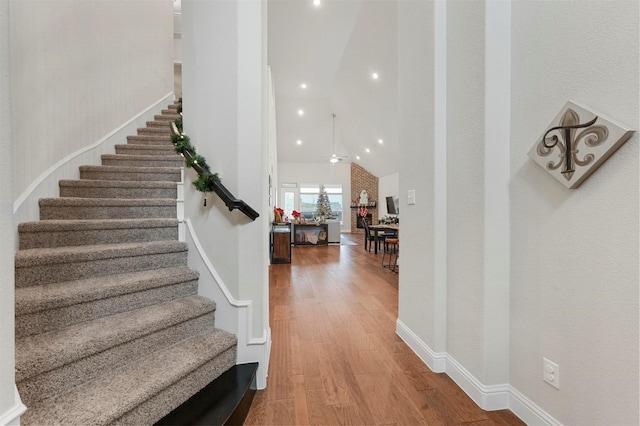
[407,190,415,205]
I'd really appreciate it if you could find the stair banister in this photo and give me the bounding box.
[171,123,260,221]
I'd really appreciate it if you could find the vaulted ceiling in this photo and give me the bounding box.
[174,0,399,178]
[268,0,398,178]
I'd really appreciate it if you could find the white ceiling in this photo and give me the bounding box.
[268,0,398,178]
[175,0,399,178]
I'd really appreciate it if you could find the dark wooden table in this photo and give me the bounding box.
[369,224,398,254]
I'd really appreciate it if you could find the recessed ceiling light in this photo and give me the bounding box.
[366,148,370,153]
[372,72,379,80]
[300,83,307,89]
[296,140,302,145]
[298,109,304,116]
[356,155,360,160]
[378,138,383,144]
[313,0,321,6]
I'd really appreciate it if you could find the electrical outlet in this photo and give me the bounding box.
[543,357,560,389]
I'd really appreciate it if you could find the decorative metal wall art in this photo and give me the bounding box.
[527,101,634,189]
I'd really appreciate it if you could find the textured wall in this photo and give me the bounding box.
[0,0,16,419]
[510,1,639,424]
[182,0,267,339]
[10,0,174,199]
[445,0,486,380]
[396,0,441,352]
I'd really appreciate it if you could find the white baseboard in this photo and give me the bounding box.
[395,319,562,425]
[509,386,564,426]
[446,355,510,411]
[395,319,447,372]
[0,386,26,426]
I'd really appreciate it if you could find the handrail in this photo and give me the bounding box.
[171,122,260,221]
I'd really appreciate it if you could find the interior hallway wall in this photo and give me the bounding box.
[397,0,638,423]
[397,0,444,353]
[445,0,486,380]
[509,1,639,424]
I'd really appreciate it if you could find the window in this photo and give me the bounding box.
[282,182,344,223]
[299,184,320,219]
[323,184,343,222]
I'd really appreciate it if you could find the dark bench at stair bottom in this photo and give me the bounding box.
[155,362,258,426]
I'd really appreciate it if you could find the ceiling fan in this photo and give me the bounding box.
[324,113,348,163]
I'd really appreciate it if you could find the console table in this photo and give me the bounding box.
[270,222,292,263]
[293,223,328,246]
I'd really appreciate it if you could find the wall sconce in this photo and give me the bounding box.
[527,101,634,189]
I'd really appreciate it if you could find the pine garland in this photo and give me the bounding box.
[172,118,221,194]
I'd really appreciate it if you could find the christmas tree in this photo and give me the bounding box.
[315,186,333,219]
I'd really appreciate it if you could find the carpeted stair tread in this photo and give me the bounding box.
[138,127,171,135]
[60,179,176,191]
[126,135,173,145]
[79,165,181,182]
[101,153,183,168]
[16,296,216,382]
[15,267,199,338]
[39,197,177,220]
[146,121,172,128]
[155,113,181,121]
[21,328,237,426]
[16,240,187,268]
[19,218,178,234]
[59,179,177,200]
[15,240,188,287]
[18,218,178,249]
[16,266,198,316]
[114,144,177,156]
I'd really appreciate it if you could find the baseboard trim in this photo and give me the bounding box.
[395,319,447,372]
[509,386,564,426]
[0,386,27,426]
[396,319,562,425]
[446,355,509,411]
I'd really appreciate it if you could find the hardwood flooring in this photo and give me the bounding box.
[245,233,523,425]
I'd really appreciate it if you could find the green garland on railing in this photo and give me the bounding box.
[171,125,220,194]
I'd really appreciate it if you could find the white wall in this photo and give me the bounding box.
[182,0,268,341]
[509,1,639,424]
[378,172,399,217]
[445,0,486,380]
[0,1,20,423]
[10,0,174,200]
[397,1,638,423]
[277,161,351,231]
[397,0,444,354]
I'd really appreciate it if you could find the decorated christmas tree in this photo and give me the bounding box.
[315,187,333,219]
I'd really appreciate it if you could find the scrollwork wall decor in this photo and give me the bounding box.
[527,101,634,189]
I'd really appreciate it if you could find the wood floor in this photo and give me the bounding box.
[245,233,524,425]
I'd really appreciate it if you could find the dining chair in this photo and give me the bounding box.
[382,237,399,272]
[362,218,383,252]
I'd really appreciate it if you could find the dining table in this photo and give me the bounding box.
[369,223,399,254]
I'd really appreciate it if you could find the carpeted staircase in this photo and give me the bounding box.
[15,102,239,425]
